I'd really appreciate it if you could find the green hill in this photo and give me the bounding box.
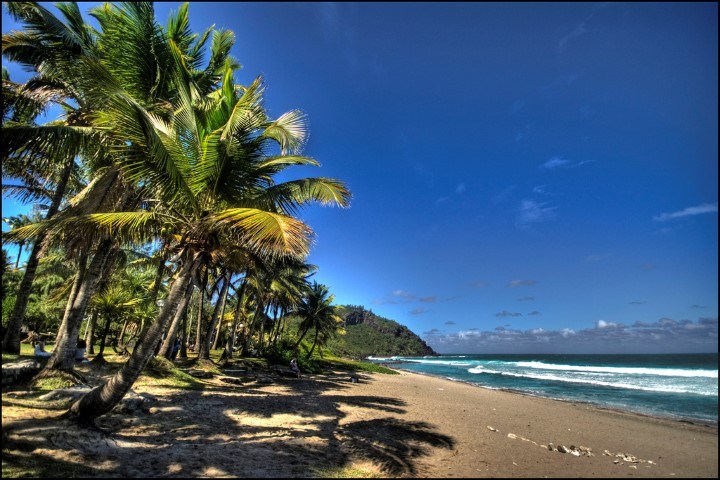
[328,305,437,358]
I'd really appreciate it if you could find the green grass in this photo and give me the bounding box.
[135,356,205,390]
[318,355,399,375]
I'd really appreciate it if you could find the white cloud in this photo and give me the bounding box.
[596,320,619,329]
[456,183,466,194]
[541,157,571,169]
[517,200,556,226]
[424,317,718,354]
[654,202,718,222]
[507,279,537,288]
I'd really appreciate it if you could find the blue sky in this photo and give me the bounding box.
[2,3,718,353]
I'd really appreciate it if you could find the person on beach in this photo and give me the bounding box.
[290,358,301,378]
[75,339,86,362]
[34,339,51,358]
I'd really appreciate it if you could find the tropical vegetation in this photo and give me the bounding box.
[1,1,357,425]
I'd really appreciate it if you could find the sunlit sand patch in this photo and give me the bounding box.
[235,412,335,429]
[201,465,231,477]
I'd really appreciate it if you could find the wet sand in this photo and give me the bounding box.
[2,366,717,477]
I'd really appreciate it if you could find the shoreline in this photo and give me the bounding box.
[382,363,719,431]
[3,362,718,477]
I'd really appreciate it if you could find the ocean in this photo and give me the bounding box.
[367,353,718,426]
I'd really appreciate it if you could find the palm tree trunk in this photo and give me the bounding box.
[225,280,246,358]
[194,288,204,351]
[258,302,271,354]
[211,288,229,351]
[179,301,188,359]
[293,326,311,351]
[43,239,114,372]
[148,246,168,306]
[158,283,193,358]
[91,313,114,362]
[2,156,74,354]
[306,328,320,360]
[14,242,23,270]
[198,273,229,360]
[116,320,129,350]
[85,309,99,355]
[67,254,198,424]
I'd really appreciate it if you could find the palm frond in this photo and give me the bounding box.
[213,208,313,259]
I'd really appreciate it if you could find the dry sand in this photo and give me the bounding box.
[2,366,717,478]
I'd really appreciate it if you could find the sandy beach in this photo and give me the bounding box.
[2,366,717,478]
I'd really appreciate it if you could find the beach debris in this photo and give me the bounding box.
[557,445,570,453]
[603,450,654,466]
[486,426,499,432]
[547,443,555,451]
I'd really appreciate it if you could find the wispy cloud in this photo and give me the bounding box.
[495,310,523,318]
[517,296,535,302]
[517,200,556,226]
[507,279,537,288]
[471,281,488,288]
[541,156,594,170]
[456,183,466,194]
[629,301,646,305]
[444,321,456,325]
[373,290,440,306]
[557,3,609,56]
[410,308,429,315]
[654,202,718,222]
[527,310,542,316]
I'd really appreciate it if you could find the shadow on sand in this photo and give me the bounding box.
[2,361,456,477]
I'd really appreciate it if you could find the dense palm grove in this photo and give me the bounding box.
[1,2,351,425]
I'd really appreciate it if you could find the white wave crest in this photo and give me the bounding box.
[514,361,718,378]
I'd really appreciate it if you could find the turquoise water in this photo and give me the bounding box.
[368,354,718,425]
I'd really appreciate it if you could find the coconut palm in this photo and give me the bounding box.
[293,281,344,359]
[59,58,349,424]
[89,284,140,363]
[2,2,237,356]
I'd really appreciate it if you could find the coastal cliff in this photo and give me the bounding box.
[328,305,437,358]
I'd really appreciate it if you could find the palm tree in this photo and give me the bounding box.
[89,284,140,363]
[293,281,344,359]
[2,214,33,269]
[62,54,349,424]
[2,2,235,357]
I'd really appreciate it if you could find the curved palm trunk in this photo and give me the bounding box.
[67,255,198,424]
[43,239,114,372]
[2,156,74,354]
[293,326,311,351]
[158,283,193,358]
[198,273,229,360]
[306,328,320,360]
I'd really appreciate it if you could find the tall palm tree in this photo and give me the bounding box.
[61,55,349,424]
[2,2,236,356]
